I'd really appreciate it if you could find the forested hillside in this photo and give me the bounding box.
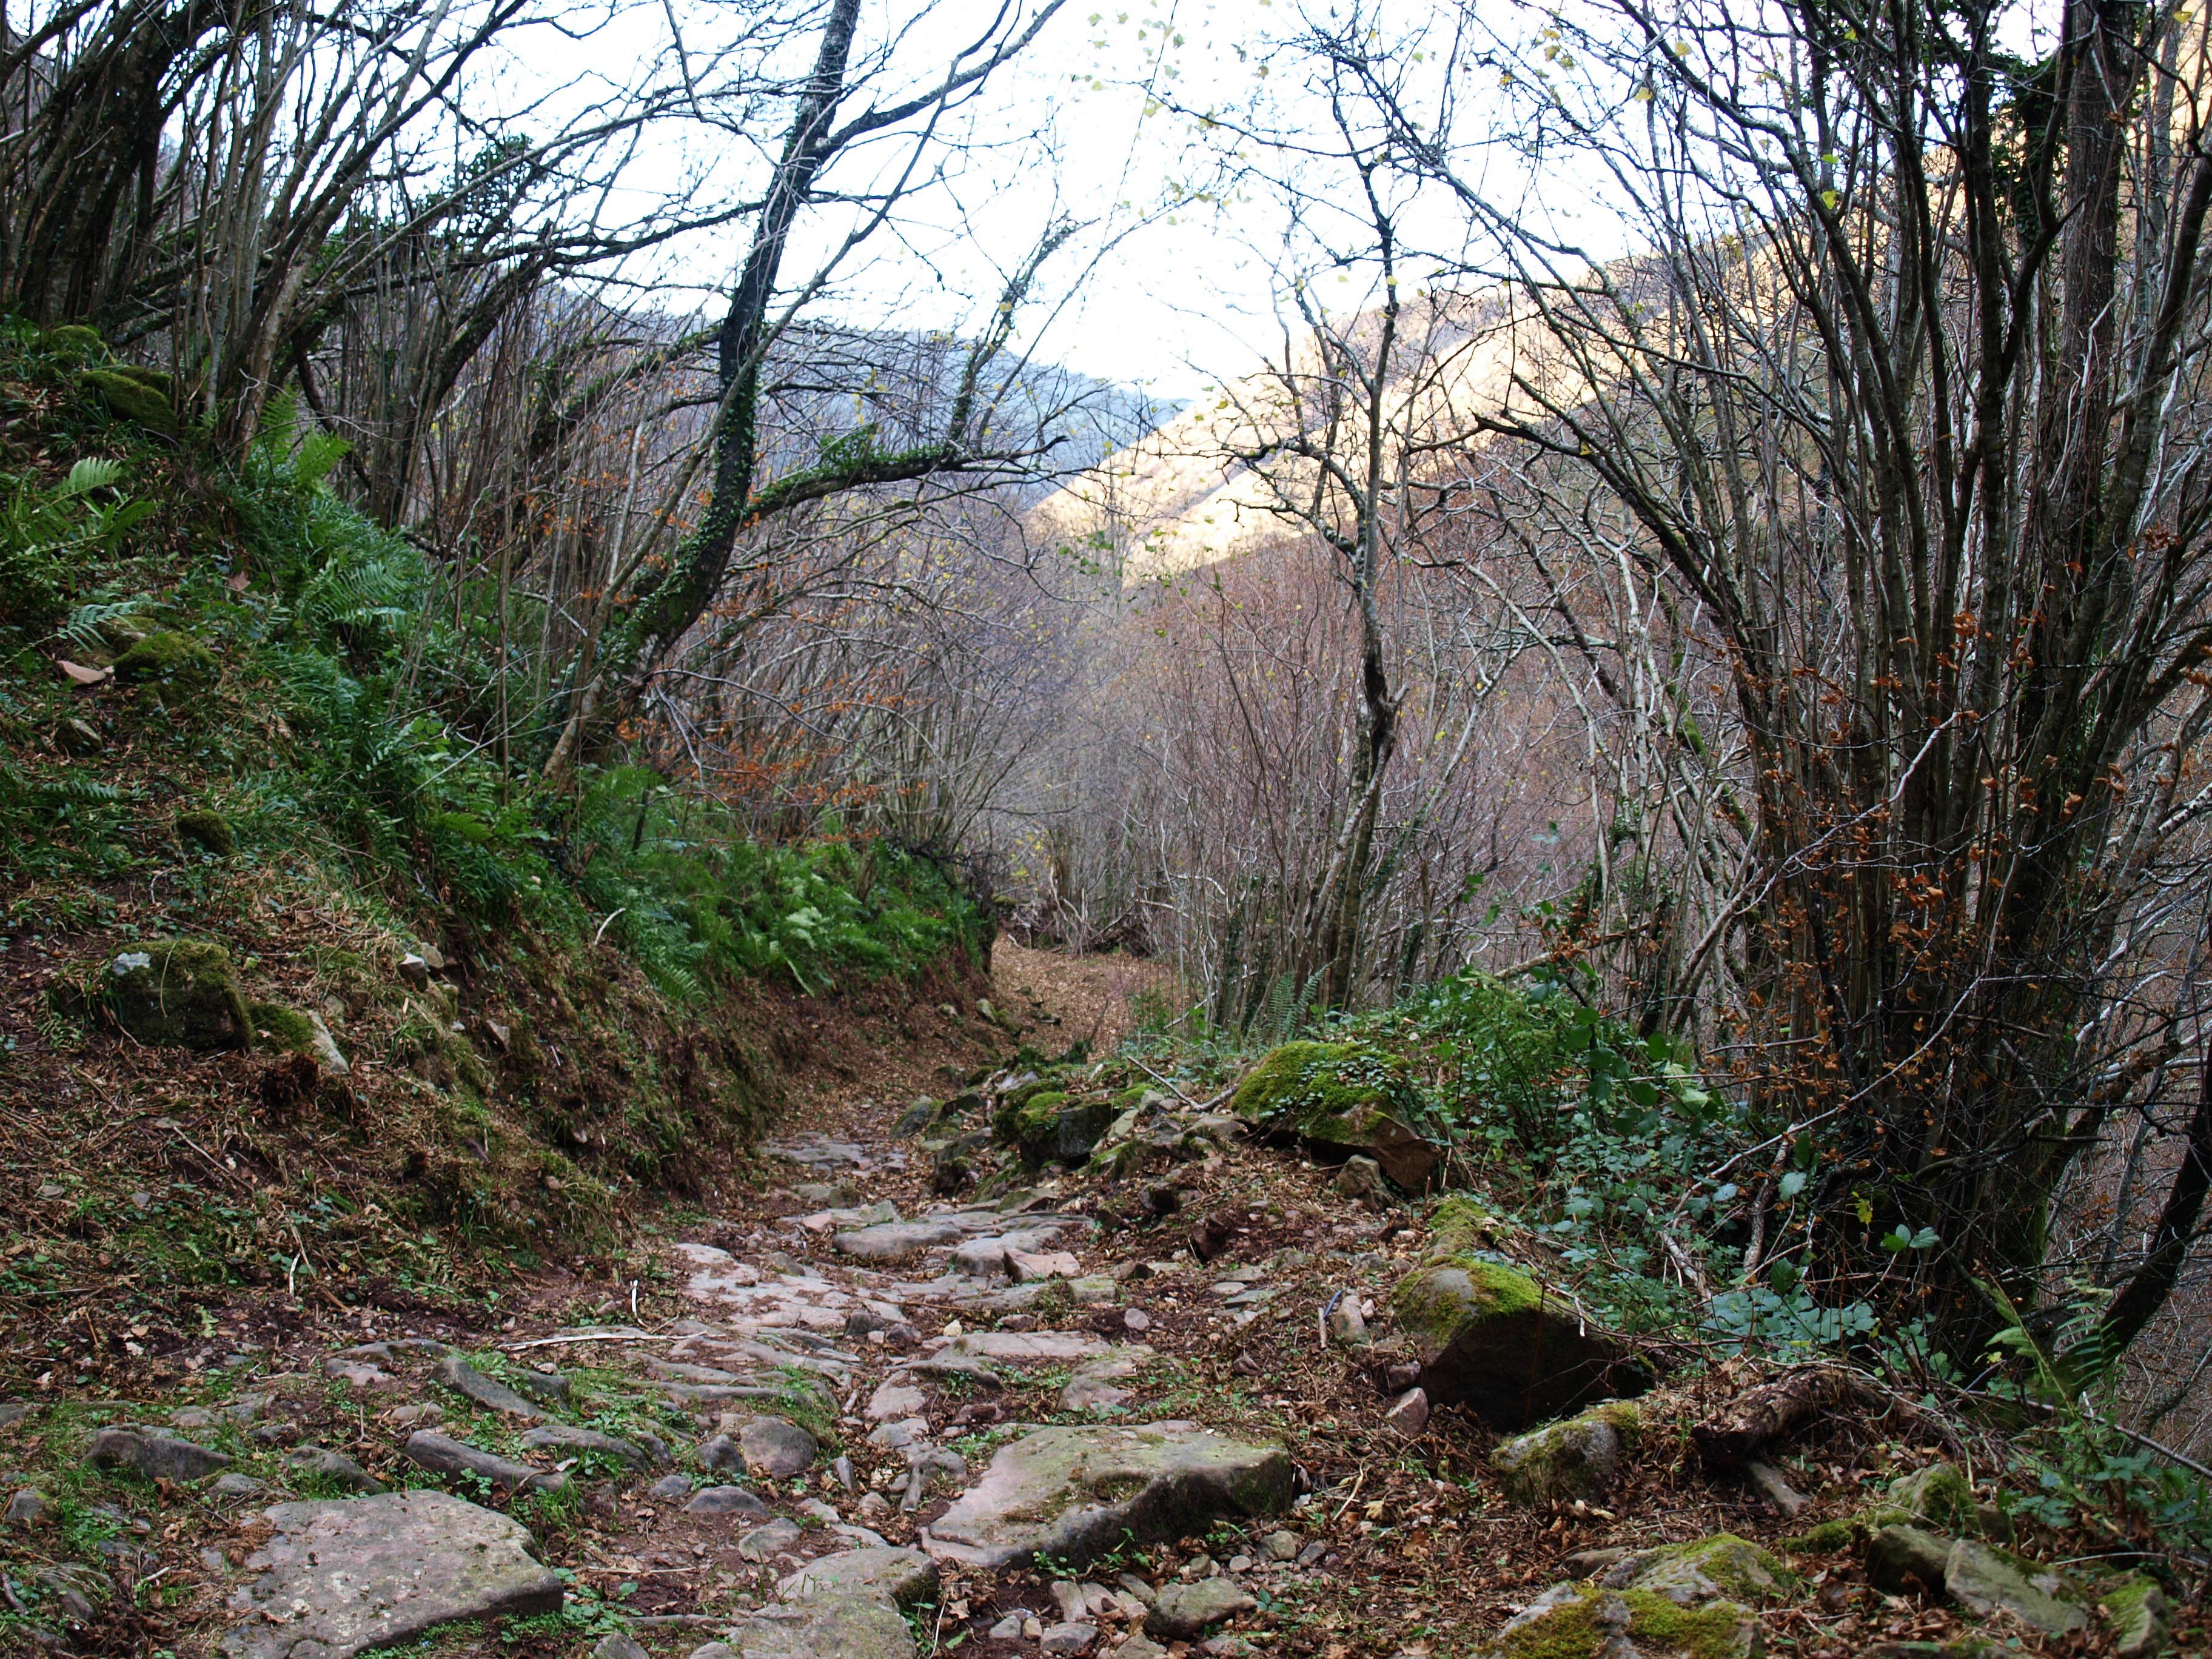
[5,0,2212,1657]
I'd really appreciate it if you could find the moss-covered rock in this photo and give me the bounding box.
[1388,1216,1648,1429]
[1615,1533,1796,1606]
[1943,1538,2088,1637]
[1479,1581,1758,1658]
[81,366,178,434]
[1016,1094,1116,1166]
[2099,1572,2172,1658]
[249,1002,354,1073]
[175,808,236,857]
[1887,1460,1972,1531]
[1865,1523,1953,1596]
[46,324,106,360]
[103,940,251,1050]
[112,629,216,683]
[1231,1040,1443,1190]
[1491,1401,1641,1504]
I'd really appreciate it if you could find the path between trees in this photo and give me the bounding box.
[1,944,2170,1659]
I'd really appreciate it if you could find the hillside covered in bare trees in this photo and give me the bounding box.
[5,1,2212,1657]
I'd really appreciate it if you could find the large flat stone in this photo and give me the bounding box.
[778,1547,939,1608]
[221,1490,561,1658]
[83,1427,230,1482]
[728,1590,914,1659]
[1944,1539,2087,1637]
[923,1421,1293,1570]
[833,1221,967,1262]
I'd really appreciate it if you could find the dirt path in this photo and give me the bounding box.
[0,943,1972,1659]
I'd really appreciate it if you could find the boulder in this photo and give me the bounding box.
[1146,1580,1256,1640]
[1943,1539,2087,1637]
[742,1518,805,1560]
[83,1427,230,1481]
[248,1002,350,1075]
[220,1490,562,1658]
[779,1547,939,1608]
[833,1220,968,1262]
[82,367,180,436]
[284,1449,385,1495]
[175,808,236,857]
[102,942,251,1050]
[1473,1582,1759,1658]
[1490,1402,1641,1504]
[1888,1461,1975,1532]
[1005,1093,1120,1167]
[1866,1523,1955,1596]
[1388,1198,1649,1429]
[1230,1041,1443,1191]
[725,1587,915,1659]
[1604,1534,1794,1606]
[111,628,215,682]
[740,1416,819,1478]
[922,1421,1293,1570]
[1062,1350,1151,1412]
[1332,1155,1394,1207]
[686,1485,770,1518]
[2100,1573,2172,1658]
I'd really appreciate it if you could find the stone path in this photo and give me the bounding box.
[189,1102,1303,1659]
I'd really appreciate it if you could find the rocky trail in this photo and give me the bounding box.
[0,945,2189,1659]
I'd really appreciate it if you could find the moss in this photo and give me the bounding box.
[1631,1533,1796,1604]
[247,1001,320,1055]
[1621,1590,1758,1659]
[1492,1401,1643,1504]
[1781,1518,1857,1553]
[1427,1194,1503,1258]
[1494,1585,1755,1659]
[102,940,250,1050]
[1888,1460,1974,1530]
[1232,1040,1406,1125]
[46,324,106,360]
[80,367,178,434]
[1015,1090,1068,1136]
[1389,1254,1546,1353]
[175,808,236,857]
[112,629,215,682]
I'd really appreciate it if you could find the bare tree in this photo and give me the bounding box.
[1301,0,2212,1355]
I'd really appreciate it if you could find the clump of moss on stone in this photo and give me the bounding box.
[1888,1460,1974,1531]
[247,1000,320,1054]
[102,939,251,1049]
[112,629,215,682]
[175,808,235,857]
[1232,1039,1420,1130]
[1492,1400,1642,1504]
[1426,1193,1508,1258]
[46,323,106,360]
[1389,1256,1545,1352]
[81,366,179,434]
[1630,1533,1797,1605]
[1492,1584,1756,1659]
[1780,1517,1858,1554]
